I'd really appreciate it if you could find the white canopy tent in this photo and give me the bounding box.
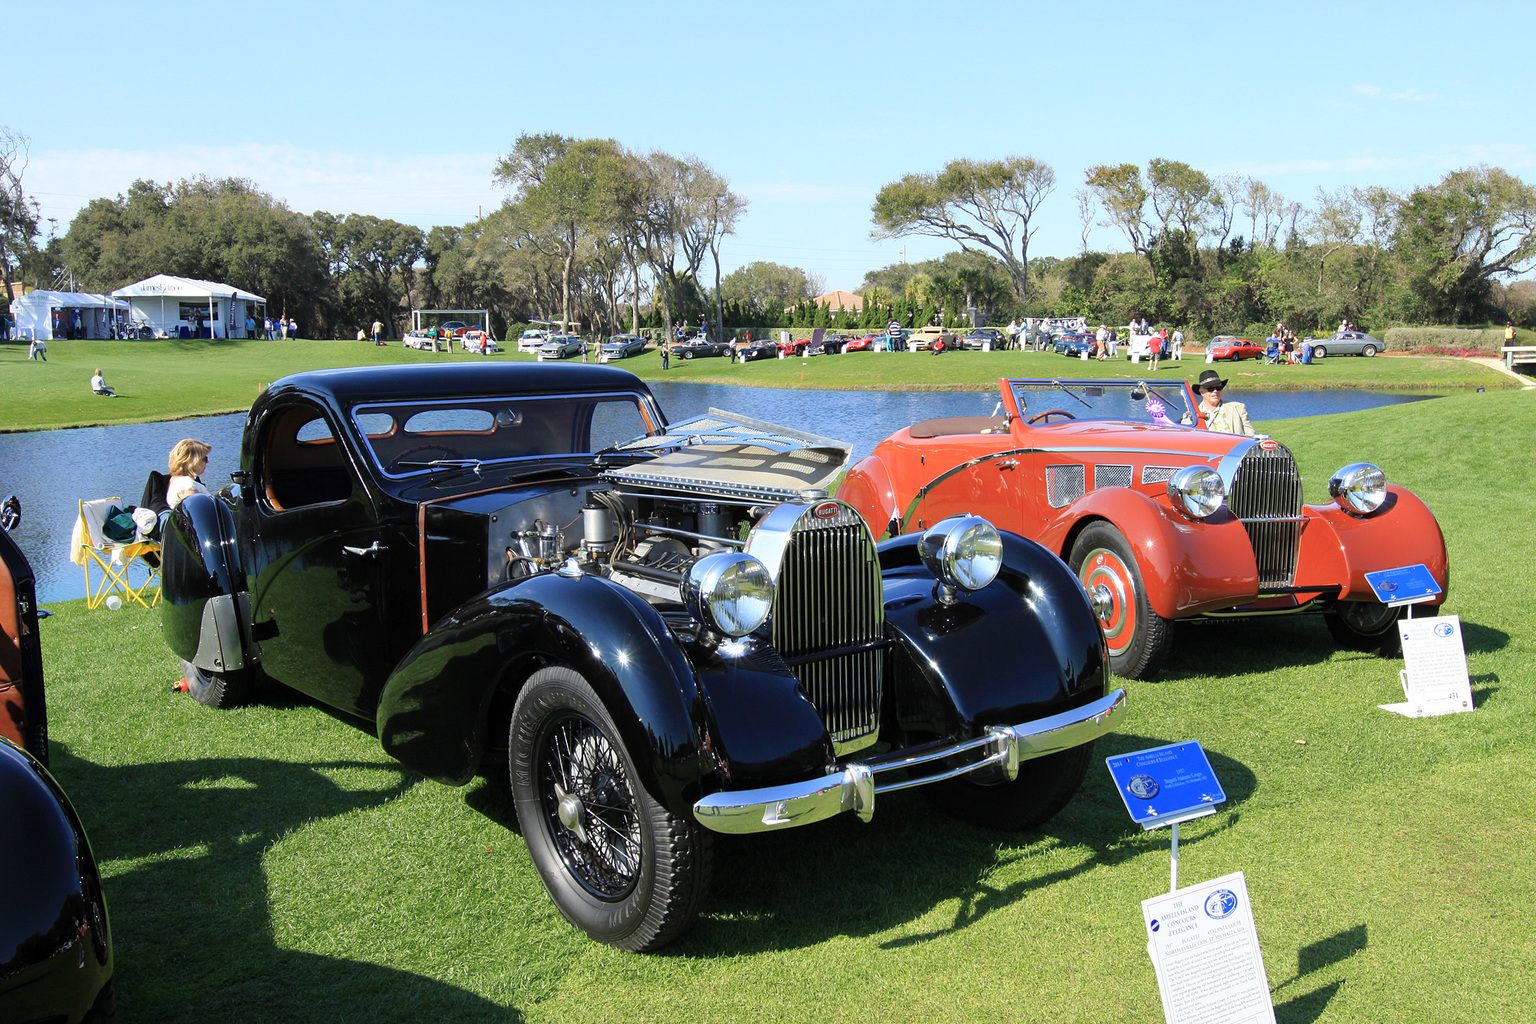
[9,290,130,340]
[110,275,268,339]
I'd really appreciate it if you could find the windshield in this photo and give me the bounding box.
[1007,379,1196,426]
[351,392,658,476]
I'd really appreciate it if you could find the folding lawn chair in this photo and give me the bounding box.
[70,498,161,609]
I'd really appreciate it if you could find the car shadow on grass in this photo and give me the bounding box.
[670,732,1256,956]
[48,742,519,1024]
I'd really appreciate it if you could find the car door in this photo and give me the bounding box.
[247,398,394,717]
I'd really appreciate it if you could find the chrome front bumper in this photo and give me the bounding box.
[692,688,1128,834]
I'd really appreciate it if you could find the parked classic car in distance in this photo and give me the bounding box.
[538,334,585,359]
[0,496,116,1024]
[158,363,1127,952]
[461,330,498,355]
[599,334,648,360]
[735,340,779,361]
[670,338,731,359]
[1305,331,1385,358]
[906,326,957,351]
[1207,336,1264,361]
[962,328,1006,350]
[1053,333,1097,357]
[837,377,1449,680]
[517,329,548,353]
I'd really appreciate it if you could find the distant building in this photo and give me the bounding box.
[815,290,864,312]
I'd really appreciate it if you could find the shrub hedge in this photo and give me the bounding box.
[1384,327,1505,354]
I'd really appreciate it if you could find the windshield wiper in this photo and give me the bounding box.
[1048,379,1093,408]
[395,458,483,475]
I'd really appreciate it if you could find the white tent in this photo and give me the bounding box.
[111,274,268,339]
[10,290,130,340]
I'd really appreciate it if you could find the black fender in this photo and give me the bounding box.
[0,738,113,1021]
[876,531,1109,735]
[160,492,255,674]
[378,572,726,814]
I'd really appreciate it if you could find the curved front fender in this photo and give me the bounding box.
[877,531,1110,734]
[1048,487,1258,619]
[839,454,901,539]
[1298,485,1449,603]
[376,572,717,812]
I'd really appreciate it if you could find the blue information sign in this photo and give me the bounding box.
[1364,563,1442,607]
[1106,742,1226,830]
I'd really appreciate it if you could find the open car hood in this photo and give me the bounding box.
[601,408,852,503]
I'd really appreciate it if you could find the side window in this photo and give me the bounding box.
[587,400,653,452]
[261,405,355,510]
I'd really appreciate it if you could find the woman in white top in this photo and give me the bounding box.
[167,439,213,508]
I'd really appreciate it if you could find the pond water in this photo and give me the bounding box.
[1,382,1436,604]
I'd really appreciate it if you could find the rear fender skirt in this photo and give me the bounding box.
[376,572,717,812]
[1050,487,1259,620]
[876,532,1109,732]
[160,492,254,671]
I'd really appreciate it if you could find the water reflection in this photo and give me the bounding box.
[0,383,1434,603]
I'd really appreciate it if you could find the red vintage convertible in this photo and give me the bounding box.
[837,377,1448,679]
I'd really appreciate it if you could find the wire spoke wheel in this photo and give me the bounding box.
[539,711,643,899]
[510,666,712,951]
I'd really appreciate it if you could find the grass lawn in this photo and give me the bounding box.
[30,388,1536,1023]
[0,337,1520,431]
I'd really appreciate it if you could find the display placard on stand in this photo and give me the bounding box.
[1364,563,1442,607]
[1142,871,1275,1024]
[1107,742,1227,893]
[1379,614,1473,718]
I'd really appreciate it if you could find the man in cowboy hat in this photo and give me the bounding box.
[1194,369,1254,435]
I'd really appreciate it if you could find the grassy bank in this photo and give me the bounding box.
[32,388,1536,1022]
[0,336,1520,432]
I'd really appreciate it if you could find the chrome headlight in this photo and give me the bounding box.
[918,515,1003,593]
[685,551,774,637]
[1166,466,1225,519]
[1329,463,1387,515]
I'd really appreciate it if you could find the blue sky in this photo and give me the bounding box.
[14,0,1532,290]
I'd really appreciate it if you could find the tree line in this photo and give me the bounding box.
[871,156,1536,335]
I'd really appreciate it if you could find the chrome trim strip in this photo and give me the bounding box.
[692,689,1128,834]
[898,441,1254,533]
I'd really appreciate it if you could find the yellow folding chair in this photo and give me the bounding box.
[71,498,161,609]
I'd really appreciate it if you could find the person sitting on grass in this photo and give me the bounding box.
[90,368,116,397]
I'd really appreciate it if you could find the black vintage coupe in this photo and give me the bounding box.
[159,363,1126,951]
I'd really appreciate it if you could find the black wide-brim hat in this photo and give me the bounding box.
[1196,369,1228,390]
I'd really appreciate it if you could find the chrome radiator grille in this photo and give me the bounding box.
[770,504,885,754]
[1228,444,1305,589]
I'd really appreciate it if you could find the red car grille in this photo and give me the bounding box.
[1228,445,1305,589]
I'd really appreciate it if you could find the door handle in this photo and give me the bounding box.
[996,459,1018,471]
[343,541,388,558]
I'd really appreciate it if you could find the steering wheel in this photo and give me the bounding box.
[391,444,464,469]
[1027,410,1077,425]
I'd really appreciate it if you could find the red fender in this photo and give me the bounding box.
[1045,487,1260,620]
[839,455,901,539]
[1297,485,1449,603]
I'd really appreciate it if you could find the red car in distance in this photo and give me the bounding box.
[1207,336,1264,361]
